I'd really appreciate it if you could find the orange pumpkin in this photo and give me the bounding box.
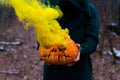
[38,38,79,65]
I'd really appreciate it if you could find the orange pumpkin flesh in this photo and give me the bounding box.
[38,38,79,65]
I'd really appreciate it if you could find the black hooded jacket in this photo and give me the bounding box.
[42,0,100,80]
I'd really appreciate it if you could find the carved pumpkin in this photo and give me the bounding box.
[38,38,79,65]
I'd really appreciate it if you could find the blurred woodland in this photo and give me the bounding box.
[0,0,120,80]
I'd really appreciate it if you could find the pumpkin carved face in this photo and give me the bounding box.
[38,38,79,65]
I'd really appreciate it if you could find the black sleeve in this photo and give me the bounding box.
[80,4,100,56]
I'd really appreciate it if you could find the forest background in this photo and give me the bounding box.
[0,0,120,80]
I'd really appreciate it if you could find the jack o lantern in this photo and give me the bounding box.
[38,38,79,65]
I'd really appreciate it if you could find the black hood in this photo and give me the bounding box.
[46,0,90,13]
[68,0,89,12]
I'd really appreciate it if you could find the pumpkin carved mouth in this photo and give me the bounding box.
[38,38,79,65]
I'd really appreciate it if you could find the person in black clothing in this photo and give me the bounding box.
[38,0,100,80]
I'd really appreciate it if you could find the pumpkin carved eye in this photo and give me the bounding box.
[39,38,79,65]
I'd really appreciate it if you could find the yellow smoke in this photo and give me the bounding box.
[0,0,70,48]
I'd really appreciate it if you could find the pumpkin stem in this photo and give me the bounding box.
[58,44,67,51]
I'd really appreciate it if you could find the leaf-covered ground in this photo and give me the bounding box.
[0,16,120,80]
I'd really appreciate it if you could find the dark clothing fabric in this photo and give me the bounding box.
[42,0,100,80]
